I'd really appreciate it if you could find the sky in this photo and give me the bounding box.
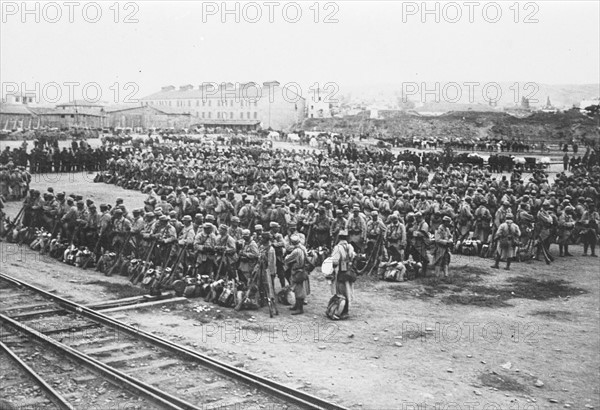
[1,0,599,104]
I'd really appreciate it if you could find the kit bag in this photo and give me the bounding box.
[326,294,347,320]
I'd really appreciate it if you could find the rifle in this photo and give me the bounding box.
[42,217,60,254]
[366,235,385,276]
[82,231,102,270]
[132,237,157,285]
[1,205,25,238]
[106,230,132,277]
[213,246,228,280]
[160,243,187,287]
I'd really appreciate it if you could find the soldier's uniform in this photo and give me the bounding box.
[473,203,492,244]
[557,207,576,257]
[237,230,259,283]
[214,225,238,279]
[194,223,218,276]
[386,214,406,262]
[151,216,177,266]
[310,207,331,248]
[171,216,195,275]
[346,206,367,253]
[365,211,387,258]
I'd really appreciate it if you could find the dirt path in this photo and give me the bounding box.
[2,175,599,410]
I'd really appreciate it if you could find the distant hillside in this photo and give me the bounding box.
[340,82,599,110]
[302,109,599,143]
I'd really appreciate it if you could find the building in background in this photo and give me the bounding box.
[0,103,37,130]
[105,104,192,129]
[141,81,305,131]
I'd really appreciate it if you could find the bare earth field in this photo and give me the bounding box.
[1,172,599,410]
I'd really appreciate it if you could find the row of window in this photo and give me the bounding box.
[194,111,259,119]
[150,100,258,108]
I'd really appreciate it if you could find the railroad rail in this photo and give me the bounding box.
[0,273,349,410]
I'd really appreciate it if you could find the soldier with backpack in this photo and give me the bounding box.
[284,235,308,315]
[328,230,355,320]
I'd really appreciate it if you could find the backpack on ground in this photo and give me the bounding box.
[326,294,347,320]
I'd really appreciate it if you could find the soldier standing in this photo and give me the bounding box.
[194,222,218,277]
[433,216,453,277]
[492,213,521,270]
[237,229,259,284]
[151,215,176,266]
[173,215,195,276]
[330,230,355,319]
[284,235,308,315]
[557,206,575,257]
[214,224,238,279]
[346,204,367,253]
[386,214,406,262]
[365,210,387,259]
[406,212,430,277]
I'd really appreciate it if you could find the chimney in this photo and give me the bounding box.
[263,81,280,87]
[161,85,176,92]
[180,84,194,91]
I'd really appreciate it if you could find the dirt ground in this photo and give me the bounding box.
[1,171,599,410]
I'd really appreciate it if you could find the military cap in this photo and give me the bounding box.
[133,208,143,214]
[307,203,315,208]
[76,200,84,206]
[205,214,215,221]
[241,229,251,237]
[145,212,155,217]
[339,229,349,237]
[56,192,65,198]
[218,224,228,231]
[116,197,124,202]
[231,216,240,223]
[89,203,96,209]
[100,203,109,209]
[505,213,514,220]
[290,235,301,245]
[203,222,212,229]
[442,216,452,223]
[371,210,378,216]
[114,208,124,214]
[269,222,280,229]
[169,210,177,217]
[255,224,264,231]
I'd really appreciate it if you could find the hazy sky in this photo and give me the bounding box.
[1,1,598,103]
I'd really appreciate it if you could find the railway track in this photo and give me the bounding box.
[0,273,349,410]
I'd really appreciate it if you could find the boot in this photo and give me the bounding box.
[291,298,304,315]
[505,258,511,271]
[288,299,298,311]
[564,246,573,257]
[559,245,564,257]
[491,255,500,269]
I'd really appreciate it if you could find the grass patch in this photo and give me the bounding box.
[443,276,586,308]
[505,276,587,300]
[530,310,572,320]
[443,294,513,308]
[85,280,147,299]
[479,371,527,392]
